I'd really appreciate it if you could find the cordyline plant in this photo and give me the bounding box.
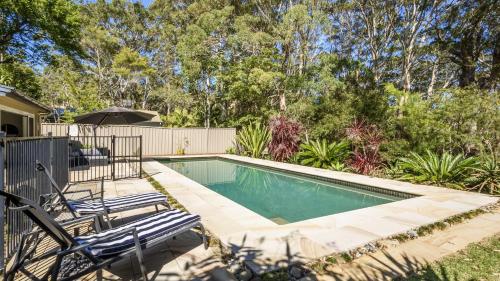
[268,116,302,162]
[346,119,383,175]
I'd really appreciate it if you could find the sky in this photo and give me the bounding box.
[136,0,153,7]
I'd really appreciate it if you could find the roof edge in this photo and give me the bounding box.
[0,84,51,113]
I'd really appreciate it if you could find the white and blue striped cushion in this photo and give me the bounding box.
[68,192,167,214]
[75,209,200,258]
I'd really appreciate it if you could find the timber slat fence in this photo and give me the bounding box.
[42,124,236,156]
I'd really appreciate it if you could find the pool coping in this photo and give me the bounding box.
[143,154,498,271]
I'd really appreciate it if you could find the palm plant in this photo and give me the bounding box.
[297,139,350,169]
[467,156,499,194]
[397,150,478,189]
[235,122,270,158]
[329,161,350,172]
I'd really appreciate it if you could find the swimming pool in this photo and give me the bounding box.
[160,158,411,224]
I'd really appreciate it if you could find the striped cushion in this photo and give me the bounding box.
[68,192,167,214]
[75,209,200,258]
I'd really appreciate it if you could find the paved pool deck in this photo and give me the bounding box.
[68,179,226,281]
[143,155,499,272]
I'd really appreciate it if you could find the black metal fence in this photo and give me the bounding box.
[69,135,142,182]
[0,136,70,269]
[0,134,142,270]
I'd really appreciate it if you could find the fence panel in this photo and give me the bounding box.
[69,135,142,182]
[69,136,113,182]
[0,136,69,266]
[42,124,236,156]
[172,128,207,154]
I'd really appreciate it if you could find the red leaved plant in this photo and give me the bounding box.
[346,119,383,175]
[268,116,302,162]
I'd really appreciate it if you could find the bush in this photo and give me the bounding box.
[346,119,383,175]
[467,155,499,194]
[297,139,350,169]
[268,116,302,162]
[235,121,270,158]
[397,150,478,189]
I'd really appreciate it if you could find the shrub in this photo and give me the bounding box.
[346,119,383,175]
[297,139,350,169]
[467,155,499,194]
[235,121,270,158]
[397,150,478,189]
[350,150,381,175]
[329,161,350,172]
[268,116,302,162]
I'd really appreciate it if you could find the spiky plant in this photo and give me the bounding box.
[298,139,350,169]
[235,122,270,158]
[268,116,302,162]
[467,156,499,194]
[398,150,479,189]
[329,162,351,172]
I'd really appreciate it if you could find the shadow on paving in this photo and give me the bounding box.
[320,251,460,281]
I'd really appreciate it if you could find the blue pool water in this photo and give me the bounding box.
[160,158,403,224]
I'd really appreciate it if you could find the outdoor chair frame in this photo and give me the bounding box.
[0,191,208,281]
[36,161,170,228]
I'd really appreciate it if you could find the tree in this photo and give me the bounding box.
[434,0,498,87]
[0,0,82,64]
[111,47,155,108]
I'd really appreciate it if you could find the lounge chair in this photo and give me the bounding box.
[36,161,170,228]
[0,190,207,281]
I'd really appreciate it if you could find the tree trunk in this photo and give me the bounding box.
[426,58,439,98]
[279,92,286,112]
[459,59,476,87]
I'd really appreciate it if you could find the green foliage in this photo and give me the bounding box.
[40,55,104,114]
[467,155,499,195]
[0,62,41,99]
[235,122,270,158]
[397,150,479,189]
[161,109,197,127]
[383,87,499,157]
[329,162,350,172]
[298,139,350,169]
[406,236,500,281]
[0,0,82,62]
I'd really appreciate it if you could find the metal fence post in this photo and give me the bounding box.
[139,135,143,178]
[111,135,115,181]
[0,131,6,271]
[48,132,53,177]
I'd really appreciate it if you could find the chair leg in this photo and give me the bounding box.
[50,254,64,280]
[155,204,159,213]
[133,230,148,281]
[198,224,208,249]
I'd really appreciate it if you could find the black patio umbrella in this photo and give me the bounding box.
[73,107,155,151]
[74,106,155,126]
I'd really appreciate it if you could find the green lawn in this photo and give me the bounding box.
[405,235,500,281]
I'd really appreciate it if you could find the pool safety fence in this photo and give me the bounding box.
[0,134,69,270]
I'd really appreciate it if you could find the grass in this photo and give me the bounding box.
[307,204,498,277]
[403,235,500,281]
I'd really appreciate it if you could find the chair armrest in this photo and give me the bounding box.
[64,189,98,200]
[59,214,103,227]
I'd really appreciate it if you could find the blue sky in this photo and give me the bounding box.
[136,0,153,6]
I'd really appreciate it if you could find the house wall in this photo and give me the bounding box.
[0,96,45,136]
